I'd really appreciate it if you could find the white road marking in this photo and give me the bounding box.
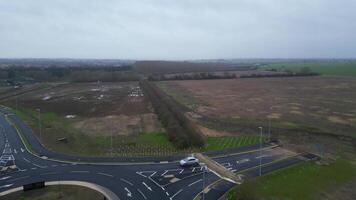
[120,178,134,186]
[40,172,58,176]
[136,171,156,178]
[256,155,270,159]
[170,189,183,200]
[0,184,13,189]
[0,176,11,181]
[142,182,152,191]
[20,148,24,152]
[188,179,202,187]
[137,188,147,200]
[98,172,114,178]
[166,191,169,196]
[31,167,37,170]
[236,158,250,164]
[32,163,46,168]
[13,149,17,154]
[124,187,132,198]
[23,158,31,163]
[51,165,58,167]
[231,169,237,173]
[70,171,89,173]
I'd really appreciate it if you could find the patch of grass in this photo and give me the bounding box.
[262,61,356,77]
[156,82,201,110]
[204,136,260,151]
[2,185,104,200]
[226,159,356,200]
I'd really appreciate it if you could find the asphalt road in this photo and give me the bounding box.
[0,110,316,200]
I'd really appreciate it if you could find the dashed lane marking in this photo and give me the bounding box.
[23,158,31,163]
[137,188,147,200]
[124,187,132,198]
[142,182,152,191]
[120,178,134,186]
[170,189,183,200]
[40,172,58,176]
[0,176,11,181]
[0,184,13,189]
[97,172,114,178]
[32,163,46,168]
[188,179,202,187]
[70,171,89,173]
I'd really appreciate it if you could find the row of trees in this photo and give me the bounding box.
[140,80,205,149]
[148,72,237,81]
[0,66,135,82]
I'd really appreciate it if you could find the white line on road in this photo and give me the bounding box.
[142,182,152,191]
[166,191,169,196]
[31,167,37,170]
[124,187,132,198]
[98,172,114,178]
[13,149,17,154]
[70,171,89,173]
[40,172,58,176]
[32,163,46,168]
[188,179,202,187]
[20,148,24,152]
[0,176,11,181]
[23,158,31,163]
[137,188,147,200]
[0,184,13,189]
[120,178,134,186]
[170,189,183,200]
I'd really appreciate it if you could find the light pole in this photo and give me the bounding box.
[258,126,263,176]
[202,165,206,200]
[268,117,271,142]
[37,108,42,141]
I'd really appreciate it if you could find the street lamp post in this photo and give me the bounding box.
[202,165,206,200]
[37,108,42,141]
[258,126,263,176]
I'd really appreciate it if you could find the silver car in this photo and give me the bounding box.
[179,156,199,167]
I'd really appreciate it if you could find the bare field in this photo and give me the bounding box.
[158,76,356,138]
[7,82,161,136]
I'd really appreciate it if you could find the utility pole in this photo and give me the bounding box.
[268,117,271,142]
[37,108,42,141]
[202,165,206,200]
[110,116,113,157]
[258,126,263,176]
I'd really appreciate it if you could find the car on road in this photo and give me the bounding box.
[179,156,199,167]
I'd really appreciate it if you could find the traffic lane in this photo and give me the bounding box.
[243,156,304,178]
[1,166,168,200]
[213,147,294,172]
[164,171,220,200]
[203,180,236,200]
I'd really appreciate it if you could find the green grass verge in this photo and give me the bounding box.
[204,136,260,151]
[261,61,356,77]
[226,159,356,200]
[2,185,104,200]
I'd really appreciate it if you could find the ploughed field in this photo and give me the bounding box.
[157,76,356,138]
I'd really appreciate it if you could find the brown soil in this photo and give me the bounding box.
[11,82,162,135]
[160,77,356,137]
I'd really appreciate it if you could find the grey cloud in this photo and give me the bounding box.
[0,0,355,59]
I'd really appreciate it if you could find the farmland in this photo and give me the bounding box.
[1,82,164,156]
[157,77,356,139]
[262,60,356,77]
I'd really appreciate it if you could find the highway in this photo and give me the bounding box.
[0,109,317,200]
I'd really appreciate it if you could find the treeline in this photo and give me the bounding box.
[0,66,135,83]
[140,80,205,149]
[148,72,237,81]
[135,60,255,74]
[240,72,319,79]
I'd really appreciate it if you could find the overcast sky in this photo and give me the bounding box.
[1,0,356,60]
